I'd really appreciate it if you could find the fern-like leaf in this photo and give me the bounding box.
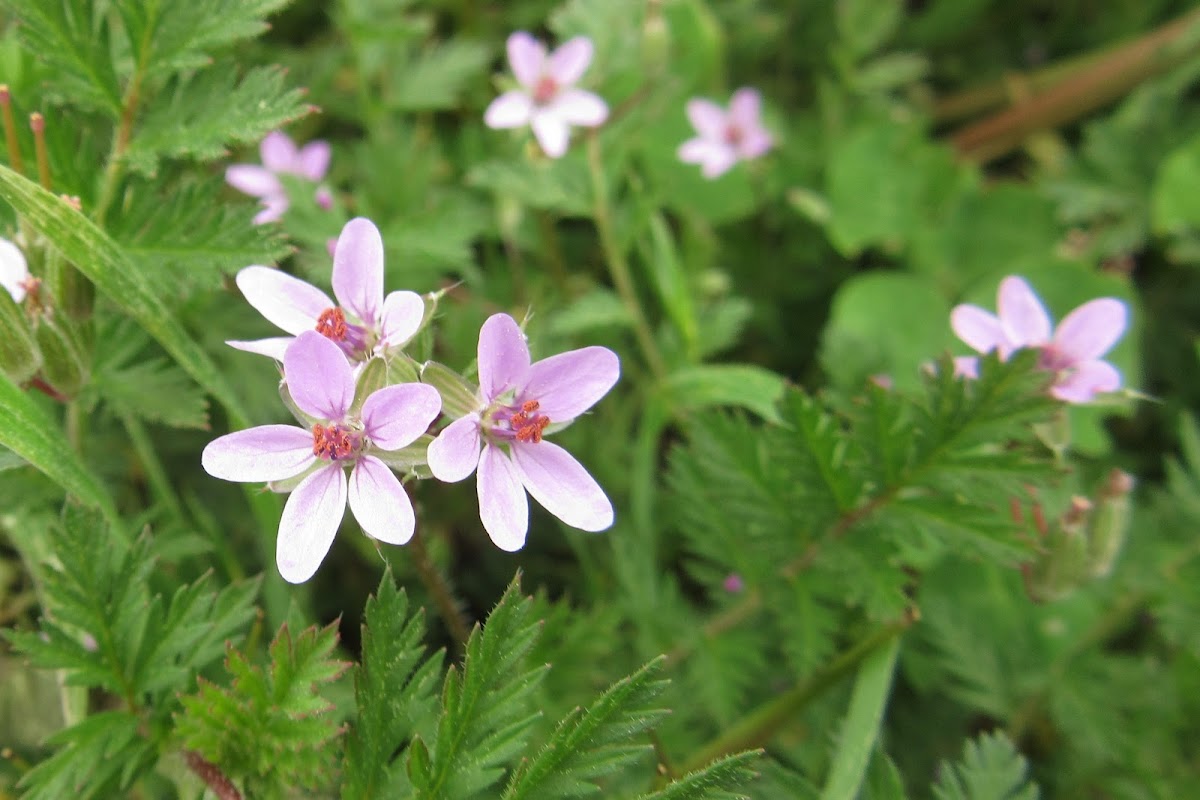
[932,732,1039,800]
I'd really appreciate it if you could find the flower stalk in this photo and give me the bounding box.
[0,85,23,174]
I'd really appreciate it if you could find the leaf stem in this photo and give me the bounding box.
[184,751,242,800]
[586,135,667,380]
[409,527,472,650]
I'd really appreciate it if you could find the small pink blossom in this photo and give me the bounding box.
[484,32,608,158]
[950,275,1128,403]
[677,88,773,179]
[722,573,745,593]
[427,313,619,551]
[226,131,331,224]
[0,237,31,302]
[227,217,425,362]
[202,332,442,583]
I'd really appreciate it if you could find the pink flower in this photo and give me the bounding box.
[484,32,608,158]
[426,313,619,550]
[677,88,773,179]
[0,237,31,302]
[227,217,425,362]
[950,275,1128,403]
[202,332,442,583]
[225,131,331,224]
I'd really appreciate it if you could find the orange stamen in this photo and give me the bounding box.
[315,307,348,341]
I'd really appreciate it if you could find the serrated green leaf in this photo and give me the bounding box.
[932,732,1039,800]
[661,364,787,423]
[635,750,760,799]
[17,710,152,800]
[390,39,492,110]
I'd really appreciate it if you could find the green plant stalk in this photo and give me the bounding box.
[120,412,186,518]
[408,526,472,650]
[586,135,667,380]
[535,210,570,297]
[671,614,914,776]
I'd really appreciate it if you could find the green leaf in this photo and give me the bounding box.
[634,750,761,799]
[641,213,698,357]
[932,732,1039,800]
[661,364,788,423]
[16,710,153,800]
[820,637,901,800]
[389,39,492,110]
[0,372,118,526]
[837,0,903,58]
[0,165,252,427]
[1152,132,1200,235]
[91,349,210,430]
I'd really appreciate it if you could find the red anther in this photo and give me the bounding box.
[521,399,540,413]
[312,423,356,460]
[315,307,348,341]
[533,76,558,104]
[724,124,744,147]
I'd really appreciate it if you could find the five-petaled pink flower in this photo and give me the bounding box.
[228,217,425,362]
[0,237,32,303]
[678,88,773,179]
[484,32,608,158]
[226,131,332,224]
[427,313,619,551]
[202,331,442,583]
[950,275,1128,403]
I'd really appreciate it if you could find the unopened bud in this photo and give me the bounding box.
[420,360,480,420]
[641,0,671,73]
[44,249,94,322]
[1027,496,1093,602]
[314,186,333,211]
[1086,469,1134,578]
[0,288,42,383]
[350,356,388,416]
[29,112,50,190]
[32,311,88,397]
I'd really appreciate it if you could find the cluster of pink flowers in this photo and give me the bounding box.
[203,218,619,583]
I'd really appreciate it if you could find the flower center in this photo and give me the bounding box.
[509,399,551,444]
[311,423,362,461]
[724,124,744,147]
[1037,345,1074,373]
[315,307,348,341]
[533,76,559,105]
[314,306,374,358]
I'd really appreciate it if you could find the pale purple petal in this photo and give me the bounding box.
[737,126,773,159]
[950,304,1007,354]
[484,91,534,129]
[202,425,315,482]
[548,37,594,86]
[260,131,299,173]
[252,194,289,225]
[427,415,482,482]
[1052,298,1127,363]
[225,165,282,198]
[284,331,356,421]
[678,138,737,178]
[998,276,1052,347]
[225,337,294,361]
[507,31,545,88]
[236,266,333,335]
[511,440,613,532]
[686,99,729,141]
[276,464,346,584]
[0,238,28,302]
[348,456,415,545]
[298,140,331,181]
[315,186,333,210]
[478,444,528,551]
[550,89,608,127]
[361,383,442,450]
[1051,360,1122,404]
[332,217,385,325]
[953,356,981,379]
[478,313,531,400]
[531,111,571,158]
[519,346,619,421]
[729,88,762,129]
[379,291,425,350]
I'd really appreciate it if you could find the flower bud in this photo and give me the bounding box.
[420,360,481,420]
[350,356,388,416]
[43,247,94,322]
[1086,469,1134,578]
[0,287,41,383]
[32,311,88,397]
[641,0,671,73]
[1027,495,1092,602]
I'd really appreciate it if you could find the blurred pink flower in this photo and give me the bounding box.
[484,32,608,158]
[202,332,441,583]
[678,88,772,179]
[0,237,30,302]
[227,217,425,362]
[427,313,619,551]
[950,275,1127,403]
[225,131,331,224]
[722,573,745,593]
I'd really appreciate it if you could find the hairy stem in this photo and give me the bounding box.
[184,751,242,800]
[409,528,473,650]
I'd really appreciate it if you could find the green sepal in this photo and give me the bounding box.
[43,249,94,321]
[33,312,90,397]
[281,378,321,428]
[386,351,421,385]
[1086,469,1134,578]
[371,434,434,473]
[420,360,480,420]
[0,289,41,383]
[351,357,388,417]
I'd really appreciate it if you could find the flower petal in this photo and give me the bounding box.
[252,194,289,225]
[507,31,545,88]
[729,88,762,128]
[0,238,29,302]
[519,345,619,422]
[379,290,425,350]
[225,165,282,198]
[284,331,356,421]
[478,444,528,551]
[225,337,293,361]
[953,356,981,379]
[202,425,315,482]
[361,383,442,450]
[511,440,613,532]
[950,304,1007,354]
[686,98,729,141]
[236,266,333,335]
[1051,360,1122,404]
[260,130,299,173]
[348,456,415,545]
[1052,298,1127,363]
[530,111,571,158]
[678,138,737,178]
[548,36,594,85]
[332,217,385,325]
[998,276,1052,347]
[427,415,482,482]
[550,89,608,127]
[478,313,531,400]
[298,140,331,181]
[484,90,534,129]
[276,464,346,584]
[737,126,773,159]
